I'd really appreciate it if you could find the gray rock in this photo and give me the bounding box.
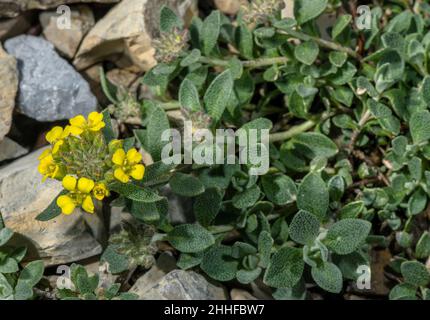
[0,137,28,162]
[129,252,177,296]
[4,35,97,122]
[0,0,119,18]
[0,44,18,140]
[230,288,257,300]
[135,269,227,300]
[0,147,102,266]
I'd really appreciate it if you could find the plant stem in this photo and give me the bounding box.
[199,56,289,69]
[348,109,372,152]
[208,225,235,235]
[160,101,181,110]
[278,29,361,60]
[269,119,316,142]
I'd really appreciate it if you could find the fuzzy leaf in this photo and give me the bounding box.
[232,185,260,209]
[415,231,430,259]
[294,0,328,25]
[401,261,430,287]
[170,172,205,197]
[294,40,319,65]
[311,262,343,293]
[109,183,163,203]
[144,103,170,161]
[410,110,430,144]
[258,231,273,268]
[0,228,13,246]
[261,174,297,206]
[289,210,320,245]
[292,132,338,158]
[179,79,201,111]
[325,219,371,255]
[36,190,67,221]
[180,48,201,67]
[159,6,182,33]
[168,224,215,253]
[204,69,234,121]
[332,14,352,39]
[194,188,222,226]
[101,245,129,274]
[263,247,304,288]
[201,245,239,281]
[202,10,221,55]
[297,173,329,220]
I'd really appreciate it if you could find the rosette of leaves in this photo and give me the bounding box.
[97,1,430,299]
[0,221,44,300]
[56,264,137,300]
[101,222,158,275]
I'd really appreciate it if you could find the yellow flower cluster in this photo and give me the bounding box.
[37,112,145,215]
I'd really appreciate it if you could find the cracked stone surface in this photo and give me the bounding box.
[4,35,97,122]
[0,147,102,266]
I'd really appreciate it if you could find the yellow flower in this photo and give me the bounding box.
[114,168,130,183]
[78,177,95,193]
[45,126,63,144]
[82,196,94,214]
[58,176,96,214]
[38,154,59,181]
[57,195,76,215]
[108,139,123,153]
[112,148,145,183]
[45,126,72,154]
[62,175,77,191]
[38,148,51,160]
[69,112,105,135]
[93,183,110,200]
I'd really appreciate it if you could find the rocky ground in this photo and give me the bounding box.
[0,0,274,300]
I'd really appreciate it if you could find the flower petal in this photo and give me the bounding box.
[77,177,95,194]
[114,168,129,183]
[62,175,77,191]
[82,196,94,214]
[88,111,103,124]
[38,148,51,160]
[52,140,64,154]
[93,183,109,200]
[69,115,86,128]
[112,149,126,165]
[126,148,142,164]
[69,126,84,135]
[130,164,145,180]
[57,195,76,215]
[46,126,63,144]
[62,125,73,138]
[89,122,106,131]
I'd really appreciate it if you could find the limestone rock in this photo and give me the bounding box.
[129,252,177,296]
[134,269,228,300]
[214,0,246,15]
[4,35,97,122]
[0,0,119,18]
[0,147,102,266]
[40,5,95,59]
[0,13,33,40]
[0,44,18,141]
[230,288,258,300]
[74,0,197,71]
[0,137,28,162]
